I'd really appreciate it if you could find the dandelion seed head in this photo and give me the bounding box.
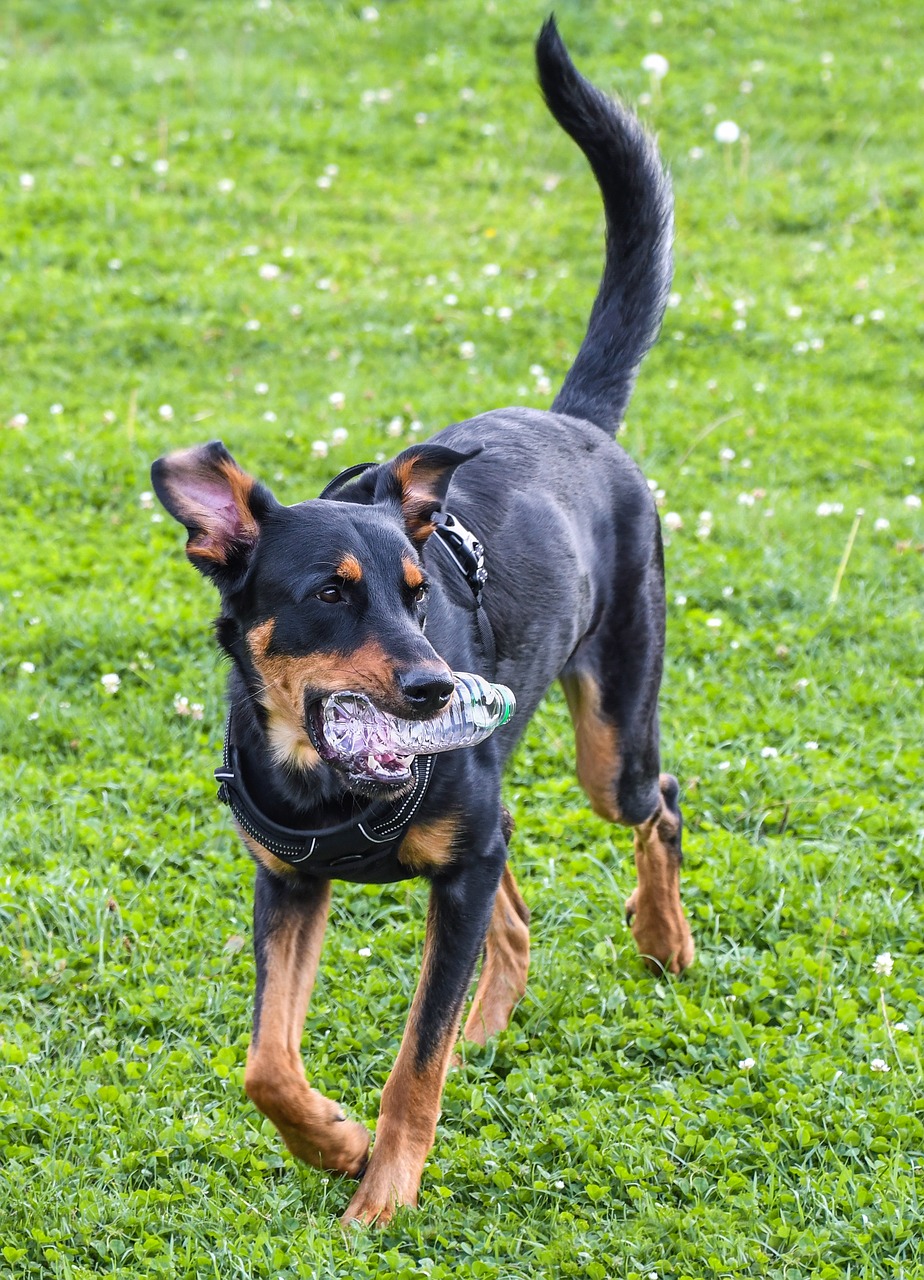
[641,53,669,79]
[714,120,740,144]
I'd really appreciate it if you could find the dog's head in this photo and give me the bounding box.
[152,440,475,795]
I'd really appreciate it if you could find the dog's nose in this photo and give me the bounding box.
[398,668,455,717]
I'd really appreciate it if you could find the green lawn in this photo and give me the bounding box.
[1,1,922,1276]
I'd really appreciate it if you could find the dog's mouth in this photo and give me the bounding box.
[307,699,415,789]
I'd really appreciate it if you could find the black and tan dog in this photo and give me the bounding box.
[152,20,693,1226]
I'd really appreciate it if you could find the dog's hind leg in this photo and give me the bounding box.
[561,545,694,975]
[463,863,530,1045]
[244,869,370,1176]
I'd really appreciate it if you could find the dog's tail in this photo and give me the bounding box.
[536,18,673,434]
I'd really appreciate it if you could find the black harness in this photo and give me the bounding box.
[214,465,494,882]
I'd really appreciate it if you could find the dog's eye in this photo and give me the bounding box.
[414,583,429,605]
[316,585,345,604]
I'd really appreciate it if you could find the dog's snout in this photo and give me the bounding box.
[398,667,455,717]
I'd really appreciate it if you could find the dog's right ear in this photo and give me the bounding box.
[151,441,272,589]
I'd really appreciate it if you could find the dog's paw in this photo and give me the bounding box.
[340,1149,421,1229]
[284,1111,370,1177]
[625,890,694,975]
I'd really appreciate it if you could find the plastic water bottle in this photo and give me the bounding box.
[321,672,516,759]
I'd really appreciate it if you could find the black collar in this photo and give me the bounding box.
[215,720,434,879]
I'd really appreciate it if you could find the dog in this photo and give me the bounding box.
[151,18,693,1227]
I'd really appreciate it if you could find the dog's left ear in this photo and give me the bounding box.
[373,444,480,542]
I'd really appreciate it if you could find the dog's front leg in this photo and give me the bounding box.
[342,843,505,1228]
[244,868,370,1176]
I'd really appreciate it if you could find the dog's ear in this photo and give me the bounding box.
[373,444,480,542]
[151,441,273,589]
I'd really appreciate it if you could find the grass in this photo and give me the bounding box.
[1,0,922,1275]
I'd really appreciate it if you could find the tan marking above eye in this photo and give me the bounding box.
[336,554,363,583]
[402,557,425,590]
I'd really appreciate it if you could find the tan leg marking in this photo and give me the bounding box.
[238,829,296,879]
[244,882,370,1176]
[341,900,457,1228]
[397,815,458,874]
[463,866,530,1044]
[560,671,623,822]
[625,774,695,975]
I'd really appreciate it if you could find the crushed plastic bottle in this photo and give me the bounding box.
[321,672,516,761]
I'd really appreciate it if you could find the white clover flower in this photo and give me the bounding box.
[760,746,778,759]
[719,447,736,461]
[254,381,269,395]
[101,673,121,693]
[28,711,39,721]
[894,1022,909,1033]
[244,318,261,330]
[786,304,803,319]
[139,491,154,509]
[311,440,329,458]
[874,952,894,977]
[815,502,844,516]
[536,376,552,396]
[20,173,35,190]
[158,404,174,421]
[328,391,345,409]
[903,456,915,467]
[483,263,501,277]
[358,946,372,957]
[870,1059,890,1073]
[153,158,169,175]
[641,53,669,79]
[108,258,122,271]
[316,175,332,189]
[331,427,348,446]
[738,1057,755,1071]
[664,511,683,531]
[459,341,476,359]
[190,703,204,721]
[10,412,28,428]
[529,363,545,377]
[870,309,885,322]
[804,741,819,751]
[706,617,722,629]
[737,492,756,507]
[174,695,190,716]
[20,661,35,674]
[674,594,687,606]
[733,318,746,331]
[173,47,189,60]
[688,146,704,160]
[722,586,734,597]
[50,403,64,415]
[241,244,259,257]
[904,494,921,509]
[259,263,281,280]
[361,5,379,19]
[217,178,235,193]
[497,306,513,320]
[874,517,890,531]
[714,120,740,144]
[718,760,731,771]
[111,155,124,167]
[263,410,277,423]
[387,416,404,438]
[443,293,458,306]
[289,304,303,318]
